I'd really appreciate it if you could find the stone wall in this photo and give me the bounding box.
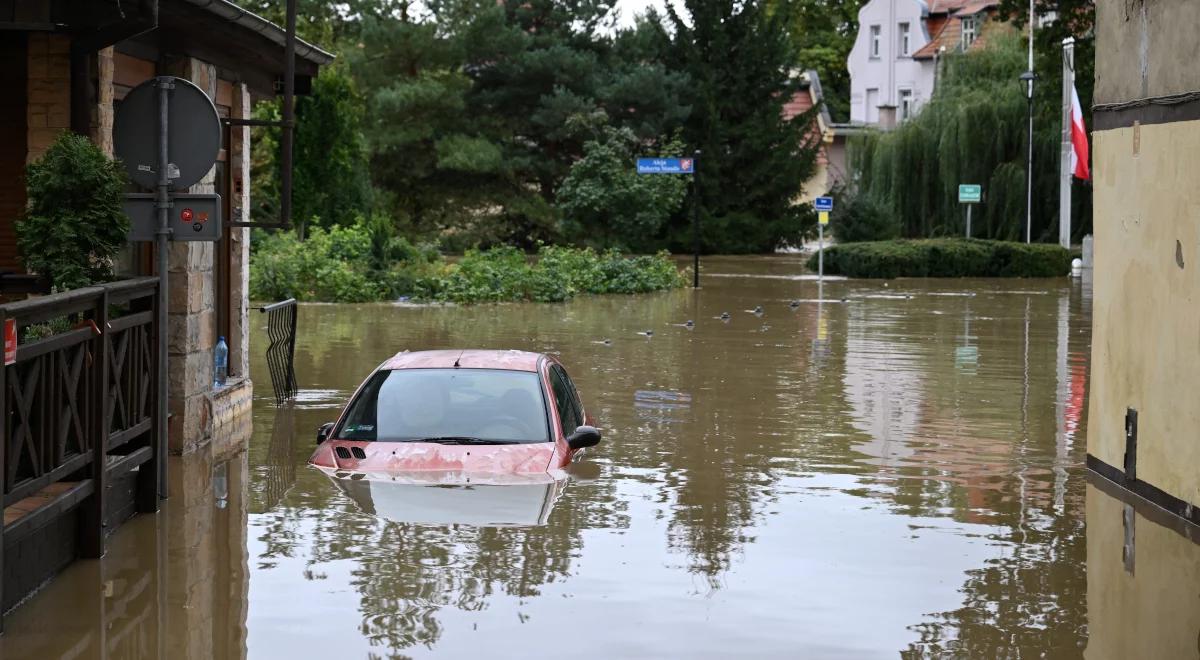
[162,56,257,455]
[26,33,71,164]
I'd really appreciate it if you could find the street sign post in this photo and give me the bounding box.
[638,155,700,287]
[113,76,223,500]
[124,193,222,242]
[958,184,982,237]
[814,196,834,280]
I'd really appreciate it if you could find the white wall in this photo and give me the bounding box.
[847,0,937,125]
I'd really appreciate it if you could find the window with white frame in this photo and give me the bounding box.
[899,88,914,120]
[960,16,978,51]
[870,25,881,58]
[898,23,910,56]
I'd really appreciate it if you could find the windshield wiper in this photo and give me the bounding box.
[415,436,520,445]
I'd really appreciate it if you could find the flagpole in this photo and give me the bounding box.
[1059,37,1075,249]
[1024,0,1036,244]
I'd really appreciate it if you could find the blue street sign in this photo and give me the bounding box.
[814,196,834,212]
[637,157,695,174]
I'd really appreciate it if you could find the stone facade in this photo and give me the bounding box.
[13,31,271,458]
[25,33,71,164]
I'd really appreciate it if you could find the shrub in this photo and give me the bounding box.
[250,224,686,303]
[829,187,899,243]
[809,239,1071,278]
[18,132,130,290]
[556,127,688,252]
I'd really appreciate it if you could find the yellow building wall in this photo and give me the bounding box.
[1084,481,1200,660]
[1088,118,1200,505]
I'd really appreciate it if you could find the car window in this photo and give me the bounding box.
[559,366,585,421]
[549,366,581,436]
[337,368,550,443]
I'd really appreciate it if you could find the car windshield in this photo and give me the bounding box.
[337,368,550,444]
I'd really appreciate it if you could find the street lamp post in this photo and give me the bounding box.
[1020,70,1036,243]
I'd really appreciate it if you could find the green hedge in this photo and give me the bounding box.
[250,224,686,303]
[808,239,1071,278]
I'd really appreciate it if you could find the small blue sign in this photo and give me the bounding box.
[814,196,834,212]
[637,157,695,174]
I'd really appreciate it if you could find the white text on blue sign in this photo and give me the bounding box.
[637,158,695,174]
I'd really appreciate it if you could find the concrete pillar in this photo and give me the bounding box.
[91,47,114,156]
[230,82,252,380]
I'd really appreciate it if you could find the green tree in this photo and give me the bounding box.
[996,0,1095,240]
[778,0,866,122]
[661,0,821,253]
[850,30,1092,242]
[557,126,689,252]
[252,66,374,237]
[18,133,129,290]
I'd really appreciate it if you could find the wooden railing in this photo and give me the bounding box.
[0,277,162,624]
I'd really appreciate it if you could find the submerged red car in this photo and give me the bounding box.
[309,350,600,475]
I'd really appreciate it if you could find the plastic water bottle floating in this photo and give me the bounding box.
[214,336,228,388]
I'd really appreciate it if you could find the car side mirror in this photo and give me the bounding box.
[566,425,601,450]
[317,422,335,445]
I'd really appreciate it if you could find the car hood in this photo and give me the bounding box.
[309,439,559,474]
[321,470,567,526]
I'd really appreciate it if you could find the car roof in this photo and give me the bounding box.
[380,349,546,373]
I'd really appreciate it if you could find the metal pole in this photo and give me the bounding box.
[281,0,297,233]
[966,203,972,238]
[154,76,173,499]
[1025,0,1035,244]
[818,223,824,281]
[692,149,700,289]
[1059,38,1075,249]
[1026,83,1035,243]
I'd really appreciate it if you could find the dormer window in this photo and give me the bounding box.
[961,16,979,51]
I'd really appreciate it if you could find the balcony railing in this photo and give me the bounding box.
[0,277,162,622]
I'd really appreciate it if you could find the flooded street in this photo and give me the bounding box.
[3,256,1198,659]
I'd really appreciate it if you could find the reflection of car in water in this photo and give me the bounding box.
[325,471,568,526]
[309,350,601,476]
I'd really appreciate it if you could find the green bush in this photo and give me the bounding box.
[829,186,899,243]
[810,239,1071,278]
[18,132,130,290]
[250,226,686,303]
[431,245,685,303]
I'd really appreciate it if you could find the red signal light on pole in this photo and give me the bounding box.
[180,208,193,222]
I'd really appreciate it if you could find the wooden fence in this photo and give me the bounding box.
[0,277,162,624]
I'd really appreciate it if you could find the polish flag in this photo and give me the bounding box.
[1069,84,1090,181]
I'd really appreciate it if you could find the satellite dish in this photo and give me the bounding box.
[114,77,221,191]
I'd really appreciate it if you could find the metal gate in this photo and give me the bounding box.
[259,299,298,404]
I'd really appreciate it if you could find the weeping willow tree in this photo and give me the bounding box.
[851,34,1084,241]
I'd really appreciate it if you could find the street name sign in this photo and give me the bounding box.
[637,157,695,174]
[958,184,982,204]
[814,196,834,212]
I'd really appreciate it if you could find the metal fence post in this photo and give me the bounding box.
[81,289,109,558]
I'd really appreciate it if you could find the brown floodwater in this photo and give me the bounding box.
[3,256,1199,659]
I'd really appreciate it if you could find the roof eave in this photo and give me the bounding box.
[176,0,335,67]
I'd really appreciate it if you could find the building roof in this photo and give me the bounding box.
[912,3,1007,60]
[925,0,984,14]
[178,0,334,67]
[381,350,545,372]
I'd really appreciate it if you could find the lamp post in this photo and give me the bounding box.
[1020,70,1036,243]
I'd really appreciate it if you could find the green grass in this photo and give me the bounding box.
[808,238,1071,278]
